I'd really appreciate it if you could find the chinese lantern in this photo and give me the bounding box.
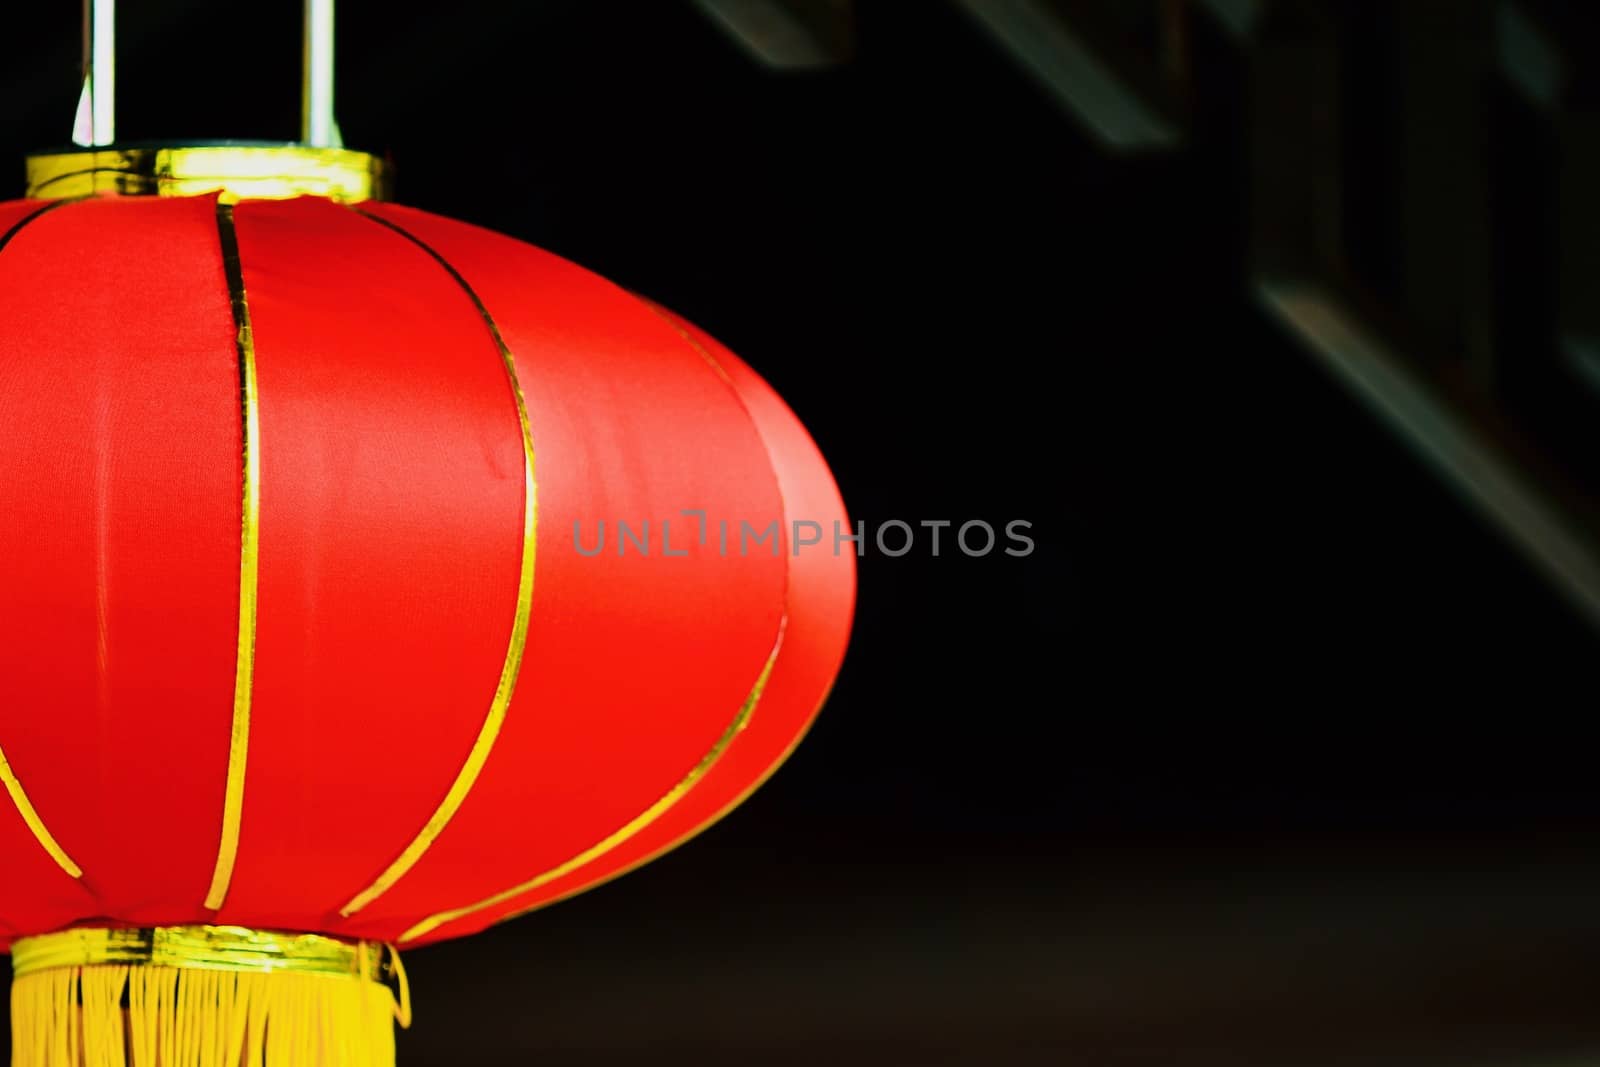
[0,21,853,1067]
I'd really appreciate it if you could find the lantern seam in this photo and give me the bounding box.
[492,678,835,930]
[395,300,796,944]
[494,302,842,929]
[203,200,262,912]
[0,198,90,882]
[0,199,75,251]
[491,305,814,929]
[394,620,787,944]
[333,207,539,919]
[0,746,85,881]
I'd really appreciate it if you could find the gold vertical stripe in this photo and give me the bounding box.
[337,208,538,918]
[0,199,87,880]
[0,746,84,879]
[475,296,810,936]
[0,200,74,252]
[204,201,261,911]
[493,678,835,931]
[396,622,786,944]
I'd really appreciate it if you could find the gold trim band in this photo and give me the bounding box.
[11,926,389,982]
[397,620,786,944]
[336,209,539,918]
[24,145,390,203]
[203,202,262,911]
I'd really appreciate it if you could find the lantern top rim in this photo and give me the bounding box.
[23,142,391,204]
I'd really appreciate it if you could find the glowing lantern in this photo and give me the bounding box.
[0,7,854,1064]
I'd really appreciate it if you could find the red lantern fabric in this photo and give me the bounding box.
[0,192,854,951]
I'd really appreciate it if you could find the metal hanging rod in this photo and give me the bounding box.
[302,0,339,147]
[71,0,342,149]
[72,0,114,147]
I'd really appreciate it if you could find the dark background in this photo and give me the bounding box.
[5,1,1600,1063]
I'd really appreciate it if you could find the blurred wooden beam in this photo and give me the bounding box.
[1258,279,1600,631]
[953,0,1181,150]
[1235,1,1600,631]
[1497,2,1566,110]
[691,0,853,70]
[1195,0,1261,41]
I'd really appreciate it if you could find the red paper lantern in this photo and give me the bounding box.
[0,145,853,1064]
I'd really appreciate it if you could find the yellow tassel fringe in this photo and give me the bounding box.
[11,964,401,1067]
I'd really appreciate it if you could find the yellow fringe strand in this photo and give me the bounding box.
[11,964,400,1067]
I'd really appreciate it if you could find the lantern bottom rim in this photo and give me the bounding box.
[10,923,396,982]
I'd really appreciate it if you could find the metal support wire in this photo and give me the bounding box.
[72,0,114,147]
[70,0,341,149]
[302,0,340,147]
